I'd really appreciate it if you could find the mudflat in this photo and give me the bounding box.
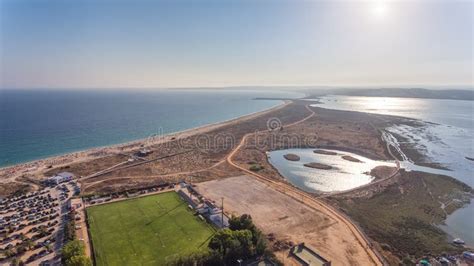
[303,162,332,170]
[283,153,300,161]
[313,149,338,155]
[342,155,363,163]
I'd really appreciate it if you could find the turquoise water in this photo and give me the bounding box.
[0,89,303,167]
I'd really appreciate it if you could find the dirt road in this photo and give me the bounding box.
[225,105,384,266]
[197,175,375,265]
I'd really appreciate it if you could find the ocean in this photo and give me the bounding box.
[314,95,474,245]
[0,89,303,167]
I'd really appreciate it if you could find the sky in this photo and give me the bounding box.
[0,0,473,89]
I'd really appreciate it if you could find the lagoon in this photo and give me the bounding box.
[268,148,394,193]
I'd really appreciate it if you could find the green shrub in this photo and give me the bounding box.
[66,255,92,266]
[249,164,264,172]
[61,240,85,262]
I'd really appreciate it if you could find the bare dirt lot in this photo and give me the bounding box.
[196,175,376,266]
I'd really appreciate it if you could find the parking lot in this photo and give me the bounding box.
[0,181,80,265]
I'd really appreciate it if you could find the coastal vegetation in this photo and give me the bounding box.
[63,210,77,243]
[332,170,472,263]
[61,209,93,266]
[0,183,30,198]
[249,163,264,172]
[61,240,91,266]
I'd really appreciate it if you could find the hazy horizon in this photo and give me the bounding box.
[1,0,473,89]
[1,85,473,91]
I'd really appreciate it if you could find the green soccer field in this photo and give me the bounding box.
[86,192,215,266]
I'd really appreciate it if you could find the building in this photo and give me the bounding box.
[208,213,229,229]
[136,149,152,157]
[47,172,74,185]
[290,243,331,266]
[247,258,278,266]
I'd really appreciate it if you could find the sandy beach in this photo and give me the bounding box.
[0,101,291,193]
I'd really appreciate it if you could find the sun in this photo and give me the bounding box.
[371,0,389,19]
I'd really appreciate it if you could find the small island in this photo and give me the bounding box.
[283,153,300,161]
[303,162,332,170]
[341,155,362,163]
[466,157,474,162]
[313,149,338,155]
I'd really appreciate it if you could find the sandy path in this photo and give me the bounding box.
[81,159,228,190]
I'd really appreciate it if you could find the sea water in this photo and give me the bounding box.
[313,95,474,245]
[0,89,303,167]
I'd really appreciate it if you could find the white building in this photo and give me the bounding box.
[48,172,74,185]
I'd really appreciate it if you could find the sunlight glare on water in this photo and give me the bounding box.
[268,148,394,193]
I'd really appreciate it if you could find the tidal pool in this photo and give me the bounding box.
[268,148,395,193]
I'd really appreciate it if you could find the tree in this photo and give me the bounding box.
[166,249,222,266]
[7,225,14,233]
[229,214,256,234]
[232,230,254,256]
[24,239,34,250]
[209,229,236,258]
[61,240,85,262]
[37,226,48,238]
[15,244,27,255]
[11,257,25,266]
[4,247,16,258]
[228,214,267,255]
[66,255,92,266]
[64,221,76,241]
[170,215,275,266]
[208,228,254,264]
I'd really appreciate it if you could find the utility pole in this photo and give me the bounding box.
[221,197,224,228]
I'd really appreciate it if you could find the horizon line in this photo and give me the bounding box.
[1,84,473,91]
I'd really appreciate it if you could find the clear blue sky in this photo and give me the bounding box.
[1,0,472,88]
